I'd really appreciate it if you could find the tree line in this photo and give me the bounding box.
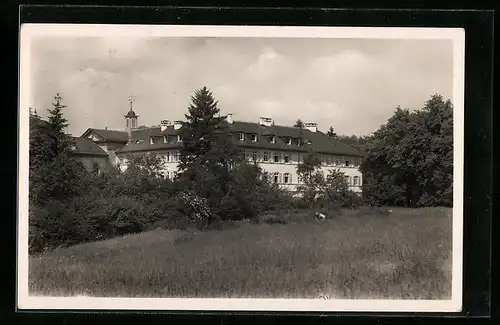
[28,89,453,254]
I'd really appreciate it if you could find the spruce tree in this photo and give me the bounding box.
[294,119,304,128]
[326,126,337,138]
[179,86,238,172]
[48,93,69,134]
[46,93,72,156]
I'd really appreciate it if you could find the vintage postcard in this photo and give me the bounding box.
[18,24,465,312]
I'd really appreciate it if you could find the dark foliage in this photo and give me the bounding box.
[360,94,453,207]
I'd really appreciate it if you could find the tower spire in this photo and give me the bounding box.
[128,95,135,111]
[124,95,138,133]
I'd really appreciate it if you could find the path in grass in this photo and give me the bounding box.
[29,207,453,299]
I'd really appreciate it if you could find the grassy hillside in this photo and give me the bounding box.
[29,207,453,299]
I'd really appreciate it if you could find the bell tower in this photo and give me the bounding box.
[124,96,138,131]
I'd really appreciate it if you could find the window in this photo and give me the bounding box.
[287,138,292,145]
[174,151,180,161]
[252,150,258,161]
[165,152,170,162]
[263,151,270,162]
[177,135,182,142]
[150,138,154,145]
[296,138,301,146]
[283,173,291,184]
[251,134,257,142]
[353,176,359,186]
[344,176,350,185]
[345,160,350,167]
[271,136,276,144]
[239,133,245,141]
[273,172,280,183]
[273,152,280,163]
[92,162,100,176]
[284,154,290,164]
[321,156,326,165]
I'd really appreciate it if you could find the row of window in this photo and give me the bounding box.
[269,172,361,186]
[240,150,361,167]
[241,150,292,164]
[149,135,182,145]
[238,133,305,146]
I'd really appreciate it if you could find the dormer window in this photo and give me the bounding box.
[150,138,154,145]
[271,135,276,144]
[163,136,168,144]
[287,138,292,145]
[345,160,350,167]
[251,134,257,142]
[239,133,245,141]
[177,135,182,142]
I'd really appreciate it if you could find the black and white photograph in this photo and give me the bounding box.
[18,24,464,312]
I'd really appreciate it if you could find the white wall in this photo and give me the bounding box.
[116,148,363,192]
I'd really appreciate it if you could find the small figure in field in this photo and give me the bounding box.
[388,209,393,214]
[315,212,327,221]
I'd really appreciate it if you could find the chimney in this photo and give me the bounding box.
[304,122,318,132]
[259,117,274,127]
[226,113,233,124]
[174,120,183,130]
[160,119,171,131]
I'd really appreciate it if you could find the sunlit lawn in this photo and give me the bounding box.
[29,207,452,299]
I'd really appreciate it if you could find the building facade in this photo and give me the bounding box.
[79,107,364,193]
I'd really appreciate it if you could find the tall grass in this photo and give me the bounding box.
[29,207,452,299]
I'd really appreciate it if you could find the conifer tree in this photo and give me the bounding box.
[178,86,239,173]
[294,119,304,128]
[326,126,337,138]
[46,93,72,156]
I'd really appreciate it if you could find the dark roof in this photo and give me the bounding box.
[82,128,129,143]
[227,121,362,156]
[124,109,138,118]
[113,120,362,157]
[70,137,108,156]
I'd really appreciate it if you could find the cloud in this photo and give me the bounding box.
[28,36,454,137]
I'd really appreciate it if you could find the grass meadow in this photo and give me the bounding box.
[29,207,453,300]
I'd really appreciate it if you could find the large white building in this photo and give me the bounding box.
[79,105,364,193]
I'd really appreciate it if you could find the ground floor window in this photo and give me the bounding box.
[283,173,291,184]
[263,151,270,162]
[284,154,290,163]
[273,172,280,183]
[353,176,360,186]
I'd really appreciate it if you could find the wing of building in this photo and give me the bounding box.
[77,109,364,193]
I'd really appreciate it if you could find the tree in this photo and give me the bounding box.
[294,119,304,128]
[178,86,239,173]
[360,94,453,207]
[296,152,324,206]
[46,93,73,156]
[326,126,337,138]
[47,93,69,134]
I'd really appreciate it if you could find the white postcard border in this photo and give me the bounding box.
[18,24,465,312]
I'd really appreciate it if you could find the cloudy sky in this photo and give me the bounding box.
[29,36,453,136]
